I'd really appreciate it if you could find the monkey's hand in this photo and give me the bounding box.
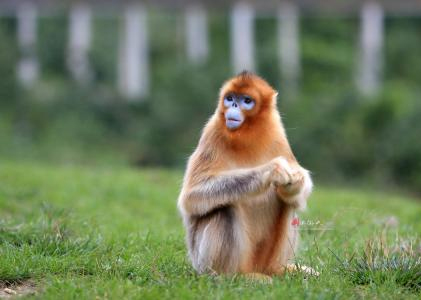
[269,157,313,210]
[268,157,299,187]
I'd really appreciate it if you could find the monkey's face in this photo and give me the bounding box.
[223,93,255,130]
[219,72,276,131]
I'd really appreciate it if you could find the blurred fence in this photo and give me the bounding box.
[3,0,421,99]
[0,1,420,193]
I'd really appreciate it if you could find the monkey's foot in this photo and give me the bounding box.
[285,264,320,277]
[242,273,273,284]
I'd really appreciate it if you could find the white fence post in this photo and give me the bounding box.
[118,4,149,100]
[231,2,255,73]
[67,3,92,83]
[278,1,300,92]
[357,1,384,97]
[17,2,38,88]
[185,5,209,64]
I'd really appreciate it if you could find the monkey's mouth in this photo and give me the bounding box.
[227,118,241,122]
[226,118,243,130]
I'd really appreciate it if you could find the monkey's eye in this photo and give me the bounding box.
[224,95,235,107]
[240,96,255,110]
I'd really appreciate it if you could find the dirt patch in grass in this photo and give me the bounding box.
[0,280,37,299]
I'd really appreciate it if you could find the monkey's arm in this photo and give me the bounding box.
[178,164,274,217]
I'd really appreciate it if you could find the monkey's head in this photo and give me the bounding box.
[218,71,278,131]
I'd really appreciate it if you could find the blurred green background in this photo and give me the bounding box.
[1,7,420,194]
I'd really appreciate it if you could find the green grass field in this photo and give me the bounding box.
[0,161,420,299]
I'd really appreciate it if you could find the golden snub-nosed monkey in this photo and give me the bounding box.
[177,71,315,280]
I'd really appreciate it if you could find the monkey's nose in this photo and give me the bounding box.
[232,103,238,108]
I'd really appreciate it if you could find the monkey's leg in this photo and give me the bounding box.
[192,207,245,274]
[251,203,295,275]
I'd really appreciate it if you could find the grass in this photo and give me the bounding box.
[334,235,421,292]
[0,161,420,299]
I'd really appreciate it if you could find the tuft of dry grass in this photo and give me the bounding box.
[333,231,421,292]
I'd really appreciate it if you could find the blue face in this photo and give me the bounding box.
[223,94,255,130]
